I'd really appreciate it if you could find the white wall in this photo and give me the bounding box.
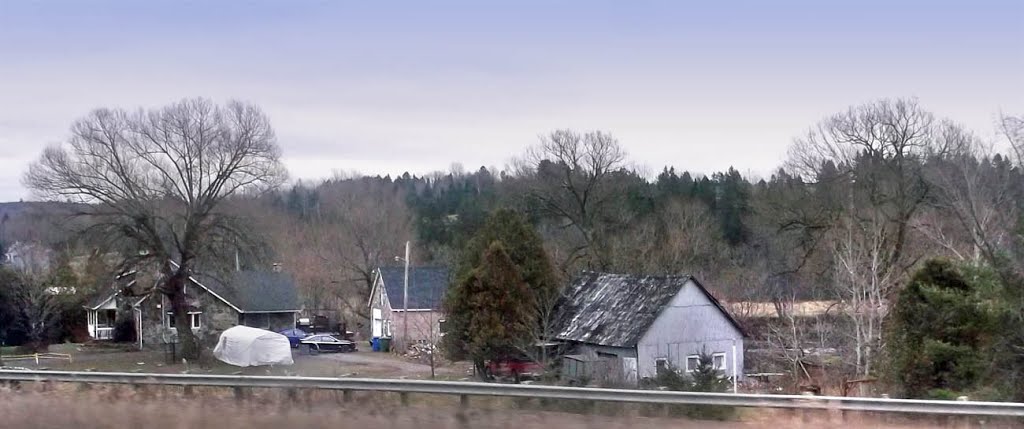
[636,280,744,380]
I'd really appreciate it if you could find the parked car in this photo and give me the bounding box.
[485,357,543,382]
[277,328,308,348]
[300,334,357,353]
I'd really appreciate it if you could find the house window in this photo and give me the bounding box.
[656,358,669,376]
[713,352,727,371]
[168,312,202,330]
[97,309,116,328]
[685,355,700,372]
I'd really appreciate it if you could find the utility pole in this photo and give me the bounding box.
[403,241,410,350]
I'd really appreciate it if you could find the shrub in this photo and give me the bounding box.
[648,351,735,420]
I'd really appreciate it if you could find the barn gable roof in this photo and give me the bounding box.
[552,271,744,347]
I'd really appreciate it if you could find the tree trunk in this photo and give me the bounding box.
[168,270,200,361]
[473,359,489,381]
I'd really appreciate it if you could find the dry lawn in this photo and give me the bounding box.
[1,381,1018,428]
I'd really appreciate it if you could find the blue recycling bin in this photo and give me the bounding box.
[371,337,380,352]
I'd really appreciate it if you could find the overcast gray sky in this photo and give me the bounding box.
[2,1,1022,201]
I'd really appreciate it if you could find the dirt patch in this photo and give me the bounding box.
[309,350,469,378]
[7,344,470,379]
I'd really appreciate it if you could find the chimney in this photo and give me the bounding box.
[272,262,282,273]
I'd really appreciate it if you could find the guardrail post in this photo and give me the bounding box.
[955,396,972,429]
[287,388,299,403]
[233,386,246,402]
[459,394,469,408]
[827,398,843,424]
[400,391,410,406]
[343,390,353,403]
[183,385,194,396]
[134,384,150,399]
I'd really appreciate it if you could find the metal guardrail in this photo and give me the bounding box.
[0,370,1022,417]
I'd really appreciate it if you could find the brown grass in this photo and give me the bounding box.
[0,381,1018,428]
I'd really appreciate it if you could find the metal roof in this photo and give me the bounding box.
[552,271,744,347]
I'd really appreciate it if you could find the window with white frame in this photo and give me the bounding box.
[712,352,727,371]
[685,355,700,372]
[167,312,202,330]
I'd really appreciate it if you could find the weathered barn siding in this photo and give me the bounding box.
[637,280,744,379]
[575,343,636,359]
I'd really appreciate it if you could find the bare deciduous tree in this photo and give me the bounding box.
[514,130,628,271]
[313,179,413,320]
[785,98,945,377]
[24,98,287,359]
[925,122,1019,267]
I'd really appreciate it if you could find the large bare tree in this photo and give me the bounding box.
[24,98,287,359]
[786,98,945,377]
[514,130,628,271]
[312,178,413,320]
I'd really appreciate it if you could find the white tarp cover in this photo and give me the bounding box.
[213,325,294,367]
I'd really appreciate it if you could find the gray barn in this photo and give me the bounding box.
[553,272,746,382]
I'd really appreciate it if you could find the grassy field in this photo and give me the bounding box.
[1,384,1010,429]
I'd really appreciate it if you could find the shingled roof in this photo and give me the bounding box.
[552,271,742,347]
[191,271,300,312]
[378,266,450,311]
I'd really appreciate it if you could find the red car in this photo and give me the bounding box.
[484,358,543,382]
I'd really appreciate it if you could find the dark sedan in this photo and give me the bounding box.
[300,334,357,353]
[277,328,308,348]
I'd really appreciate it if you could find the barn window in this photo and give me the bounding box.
[655,358,669,376]
[713,352,727,371]
[685,355,700,372]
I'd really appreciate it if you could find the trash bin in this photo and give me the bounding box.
[380,338,391,353]
[371,337,380,352]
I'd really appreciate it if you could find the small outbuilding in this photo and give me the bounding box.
[213,325,294,367]
[552,271,746,383]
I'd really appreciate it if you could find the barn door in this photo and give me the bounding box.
[622,357,638,384]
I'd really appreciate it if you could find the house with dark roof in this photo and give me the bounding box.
[367,266,450,346]
[85,264,300,349]
[552,271,746,382]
